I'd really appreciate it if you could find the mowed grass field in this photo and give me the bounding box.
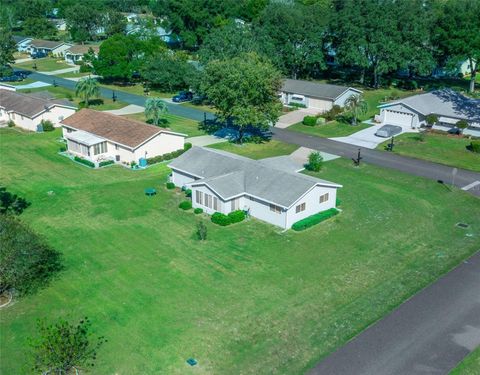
[208,140,298,159]
[14,57,72,72]
[378,132,480,172]
[1,129,479,374]
[124,112,204,137]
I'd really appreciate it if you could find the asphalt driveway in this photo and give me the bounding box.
[309,251,480,375]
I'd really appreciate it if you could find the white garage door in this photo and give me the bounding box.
[384,110,414,127]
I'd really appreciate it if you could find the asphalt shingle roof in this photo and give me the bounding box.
[169,147,341,208]
[30,39,66,49]
[0,89,76,118]
[281,79,360,100]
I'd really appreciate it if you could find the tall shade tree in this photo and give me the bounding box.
[332,0,433,87]
[344,94,368,126]
[198,53,282,143]
[256,1,330,79]
[23,17,57,39]
[435,0,480,93]
[65,3,102,42]
[0,31,16,78]
[30,317,106,375]
[144,98,169,127]
[75,77,100,108]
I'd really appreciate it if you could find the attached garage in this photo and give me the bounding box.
[383,110,414,128]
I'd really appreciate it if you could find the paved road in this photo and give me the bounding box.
[272,128,480,197]
[22,71,215,122]
[309,251,480,375]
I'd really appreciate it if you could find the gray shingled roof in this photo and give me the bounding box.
[382,89,480,121]
[0,89,76,118]
[13,35,31,44]
[281,79,361,100]
[169,147,341,208]
[30,39,66,49]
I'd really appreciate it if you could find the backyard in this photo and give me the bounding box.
[124,112,204,137]
[14,57,73,72]
[208,140,298,159]
[0,129,479,374]
[377,132,480,172]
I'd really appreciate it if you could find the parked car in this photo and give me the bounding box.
[172,91,193,103]
[31,52,47,59]
[0,75,23,82]
[375,124,403,138]
[447,127,461,135]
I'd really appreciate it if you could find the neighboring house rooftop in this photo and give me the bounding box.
[380,89,480,122]
[281,79,362,100]
[0,89,76,118]
[66,45,100,55]
[61,109,186,149]
[169,147,341,208]
[30,39,66,49]
[13,35,31,44]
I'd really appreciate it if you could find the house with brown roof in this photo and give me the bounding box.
[61,109,186,166]
[0,89,77,131]
[64,45,100,64]
[29,39,72,57]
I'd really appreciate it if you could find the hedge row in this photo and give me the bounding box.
[303,116,317,126]
[99,160,114,167]
[211,210,246,226]
[74,156,95,168]
[146,142,192,165]
[292,208,339,231]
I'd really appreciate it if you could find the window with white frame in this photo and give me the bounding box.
[195,190,203,205]
[319,193,329,203]
[296,202,306,213]
[269,204,282,214]
[93,142,107,155]
[231,198,239,211]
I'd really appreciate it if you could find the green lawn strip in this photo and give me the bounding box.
[55,71,92,79]
[289,121,371,138]
[377,132,480,172]
[14,57,73,72]
[180,101,216,113]
[123,112,204,137]
[2,78,37,86]
[208,140,298,159]
[99,83,174,98]
[1,129,479,374]
[16,85,127,111]
[449,347,480,375]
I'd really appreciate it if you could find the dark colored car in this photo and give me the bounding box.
[375,124,403,138]
[172,91,193,103]
[31,52,47,59]
[0,75,23,82]
[447,127,461,135]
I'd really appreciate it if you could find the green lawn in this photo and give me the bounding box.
[377,132,480,172]
[17,85,127,111]
[99,82,175,98]
[449,347,480,375]
[289,121,371,138]
[55,71,93,79]
[1,129,479,374]
[208,140,298,159]
[14,57,73,72]
[3,78,37,86]
[124,112,204,137]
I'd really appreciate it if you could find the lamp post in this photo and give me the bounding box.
[112,90,117,102]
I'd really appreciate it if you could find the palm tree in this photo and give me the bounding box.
[145,97,168,126]
[344,94,368,126]
[75,77,100,108]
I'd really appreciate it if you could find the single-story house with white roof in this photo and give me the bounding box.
[61,109,186,165]
[12,36,32,52]
[64,45,100,64]
[29,39,72,57]
[0,89,76,131]
[169,147,342,229]
[279,79,362,112]
[377,89,480,133]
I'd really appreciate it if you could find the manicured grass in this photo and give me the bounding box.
[14,57,73,72]
[361,88,416,120]
[55,71,93,79]
[377,132,480,172]
[3,78,37,86]
[449,347,480,375]
[208,139,298,159]
[1,129,479,374]
[180,101,216,113]
[124,112,204,137]
[289,121,371,138]
[99,82,174,98]
[17,85,127,111]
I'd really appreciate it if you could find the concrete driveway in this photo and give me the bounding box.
[331,123,417,149]
[276,108,319,129]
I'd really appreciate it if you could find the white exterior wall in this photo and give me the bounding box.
[4,106,75,131]
[285,186,337,229]
[191,185,229,215]
[334,89,361,107]
[308,98,333,112]
[171,170,197,188]
[52,44,72,57]
[134,133,184,161]
[242,195,288,228]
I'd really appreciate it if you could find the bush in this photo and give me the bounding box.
[79,64,92,73]
[289,102,307,109]
[7,120,15,127]
[425,114,438,127]
[99,160,114,167]
[166,182,175,189]
[302,116,317,126]
[456,119,468,131]
[470,140,480,153]
[336,198,341,207]
[74,156,95,168]
[292,208,339,231]
[228,210,245,223]
[184,142,192,151]
[185,189,192,198]
[59,146,66,152]
[322,105,342,121]
[196,221,207,240]
[179,200,192,210]
[305,152,323,172]
[194,208,203,214]
[146,155,164,165]
[316,117,326,125]
[211,212,231,226]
